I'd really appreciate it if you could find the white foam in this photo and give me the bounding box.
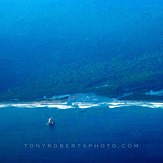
[46,104,73,109]
[109,105,121,108]
[108,101,163,109]
[0,93,163,109]
[74,102,100,109]
[0,104,10,108]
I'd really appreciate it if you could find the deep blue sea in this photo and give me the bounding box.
[0,0,163,94]
[0,94,163,162]
[0,0,163,162]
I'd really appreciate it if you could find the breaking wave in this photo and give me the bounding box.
[0,93,162,109]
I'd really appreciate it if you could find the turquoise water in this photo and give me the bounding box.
[0,94,163,162]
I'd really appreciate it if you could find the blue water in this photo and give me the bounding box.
[0,0,163,93]
[0,94,163,162]
[0,0,163,162]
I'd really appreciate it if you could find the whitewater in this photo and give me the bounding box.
[0,93,162,109]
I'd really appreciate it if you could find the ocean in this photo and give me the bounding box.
[0,0,163,162]
[0,0,163,100]
[0,94,163,162]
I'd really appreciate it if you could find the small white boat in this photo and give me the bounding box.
[47,117,55,125]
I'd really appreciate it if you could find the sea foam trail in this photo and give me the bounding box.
[0,93,163,109]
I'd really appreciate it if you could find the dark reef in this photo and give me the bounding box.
[0,0,162,101]
[0,52,162,101]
